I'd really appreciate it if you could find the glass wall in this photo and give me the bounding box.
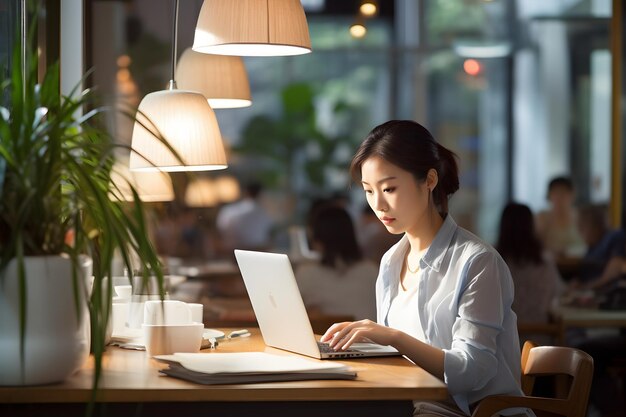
[79,0,620,255]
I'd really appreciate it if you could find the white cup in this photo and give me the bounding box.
[142,323,204,356]
[114,285,132,301]
[143,300,191,326]
[188,303,204,324]
[128,294,162,329]
[111,302,128,336]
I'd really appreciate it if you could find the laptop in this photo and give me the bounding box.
[234,249,400,359]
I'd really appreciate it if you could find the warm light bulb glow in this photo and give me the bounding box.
[185,178,219,207]
[215,176,241,203]
[463,59,482,76]
[360,2,377,16]
[350,23,367,39]
[117,54,131,67]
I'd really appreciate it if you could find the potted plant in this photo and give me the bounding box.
[0,30,166,386]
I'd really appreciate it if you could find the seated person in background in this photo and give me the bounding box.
[584,255,626,291]
[535,176,586,260]
[357,204,402,264]
[216,182,274,254]
[497,203,563,325]
[295,204,378,321]
[575,204,626,286]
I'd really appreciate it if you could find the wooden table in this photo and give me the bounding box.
[551,306,626,345]
[0,329,447,417]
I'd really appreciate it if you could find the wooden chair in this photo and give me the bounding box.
[472,344,594,417]
[520,340,537,395]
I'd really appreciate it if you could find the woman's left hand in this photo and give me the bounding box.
[320,319,398,351]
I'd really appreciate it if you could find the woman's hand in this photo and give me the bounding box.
[320,319,398,351]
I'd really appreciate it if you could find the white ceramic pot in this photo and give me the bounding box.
[0,255,92,385]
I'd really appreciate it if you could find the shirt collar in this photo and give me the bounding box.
[421,214,457,272]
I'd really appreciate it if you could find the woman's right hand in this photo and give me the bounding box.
[320,319,399,351]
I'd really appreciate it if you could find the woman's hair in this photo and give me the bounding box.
[350,120,459,214]
[546,176,574,198]
[496,202,544,265]
[309,204,362,269]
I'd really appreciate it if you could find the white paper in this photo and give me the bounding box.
[155,352,352,375]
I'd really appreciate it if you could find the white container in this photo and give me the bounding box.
[143,300,191,326]
[0,256,92,385]
[188,303,204,324]
[142,323,204,356]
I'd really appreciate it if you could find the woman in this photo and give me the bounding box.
[296,204,378,321]
[321,120,525,416]
[535,177,585,259]
[497,203,562,325]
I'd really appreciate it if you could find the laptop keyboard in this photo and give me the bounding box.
[317,341,357,353]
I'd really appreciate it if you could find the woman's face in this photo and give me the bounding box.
[548,185,574,211]
[360,156,432,236]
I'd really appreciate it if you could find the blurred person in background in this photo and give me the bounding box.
[295,204,378,321]
[497,202,563,343]
[535,177,586,260]
[216,182,274,255]
[575,204,626,287]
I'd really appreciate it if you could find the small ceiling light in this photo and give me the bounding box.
[359,1,378,17]
[349,22,367,39]
[463,59,482,76]
[176,48,252,109]
[193,0,312,57]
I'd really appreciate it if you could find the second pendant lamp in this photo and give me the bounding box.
[176,48,252,109]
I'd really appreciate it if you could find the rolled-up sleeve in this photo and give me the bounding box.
[443,251,510,394]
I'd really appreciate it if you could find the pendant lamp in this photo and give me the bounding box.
[110,159,174,203]
[214,175,241,203]
[193,0,312,57]
[184,177,219,207]
[130,0,227,172]
[176,48,252,109]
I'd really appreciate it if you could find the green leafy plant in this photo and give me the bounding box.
[237,82,359,192]
[0,24,168,402]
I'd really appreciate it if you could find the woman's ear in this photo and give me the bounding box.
[427,168,439,191]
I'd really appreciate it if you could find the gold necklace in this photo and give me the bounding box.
[405,254,419,274]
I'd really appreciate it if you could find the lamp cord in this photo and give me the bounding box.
[169,0,179,89]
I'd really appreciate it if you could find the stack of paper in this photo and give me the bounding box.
[155,352,357,384]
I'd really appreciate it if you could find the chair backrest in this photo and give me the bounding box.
[520,340,537,395]
[472,344,593,417]
[523,346,594,417]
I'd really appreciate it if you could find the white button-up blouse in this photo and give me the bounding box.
[376,215,524,415]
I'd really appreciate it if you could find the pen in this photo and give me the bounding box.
[228,329,251,339]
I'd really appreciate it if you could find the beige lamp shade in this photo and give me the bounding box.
[185,177,219,207]
[110,161,174,202]
[193,0,312,57]
[215,175,241,203]
[176,48,252,109]
[129,89,228,172]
